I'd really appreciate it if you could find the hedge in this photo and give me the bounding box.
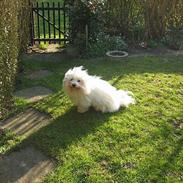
[70,0,183,46]
[0,0,30,119]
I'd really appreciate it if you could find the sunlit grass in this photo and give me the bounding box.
[11,55,183,182]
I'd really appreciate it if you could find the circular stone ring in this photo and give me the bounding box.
[106,50,128,58]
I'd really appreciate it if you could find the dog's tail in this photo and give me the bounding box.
[117,90,136,107]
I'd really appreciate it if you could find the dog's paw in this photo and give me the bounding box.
[77,106,89,113]
[93,106,101,112]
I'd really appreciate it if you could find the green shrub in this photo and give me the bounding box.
[69,0,105,52]
[0,0,31,119]
[161,30,183,50]
[70,0,183,50]
[87,32,128,57]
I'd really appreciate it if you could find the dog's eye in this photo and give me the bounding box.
[70,79,73,81]
[77,80,80,82]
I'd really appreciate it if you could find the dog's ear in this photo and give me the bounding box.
[78,66,88,73]
[74,66,84,71]
[78,66,84,70]
[64,69,72,78]
[72,66,88,74]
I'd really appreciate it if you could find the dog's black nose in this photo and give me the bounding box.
[72,83,76,87]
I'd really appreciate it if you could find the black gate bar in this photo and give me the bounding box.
[30,1,69,45]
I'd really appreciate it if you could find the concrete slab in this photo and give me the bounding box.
[14,86,53,102]
[0,108,52,137]
[0,146,54,183]
[26,70,53,80]
[27,44,64,53]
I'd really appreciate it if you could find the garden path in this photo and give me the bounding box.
[0,108,55,183]
[26,69,53,80]
[14,86,53,103]
[0,69,55,183]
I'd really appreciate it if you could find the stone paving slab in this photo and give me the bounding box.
[26,70,53,80]
[28,44,64,53]
[0,108,52,137]
[14,86,53,102]
[0,146,55,183]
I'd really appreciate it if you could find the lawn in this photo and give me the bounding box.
[8,54,183,182]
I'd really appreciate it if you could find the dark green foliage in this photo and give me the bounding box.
[163,30,183,50]
[87,33,128,57]
[0,0,31,119]
[105,0,183,40]
[70,0,183,52]
[69,0,105,52]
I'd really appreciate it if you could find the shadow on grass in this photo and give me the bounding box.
[28,106,116,156]
[18,96,182,182]
[2,54,182,182]
[0,100,117,182]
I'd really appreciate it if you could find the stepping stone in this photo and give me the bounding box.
[14,86,53,102]
[26,70,53,80]
[0,146,54,183]
[0,108,52,137]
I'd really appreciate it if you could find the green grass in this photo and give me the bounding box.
[9,55,183,182]
[0,129,22,154]
[37,0,63,2]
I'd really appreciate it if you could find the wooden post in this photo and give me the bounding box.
[42,2,46,44]
[47,2,51,43]
[37,2,40,44]
[53,2,56,43]
[58,2,61,44]
[29,0,34,46]
[85,24,88,50]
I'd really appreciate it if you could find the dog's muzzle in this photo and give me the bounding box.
[72,83,76,87]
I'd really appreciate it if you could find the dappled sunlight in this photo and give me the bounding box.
[30,107,116,157]
[0,147,54,183]
[1,0,183,181]
[0,108,52,138]
[34,90,73,118]
[7,54,183,182]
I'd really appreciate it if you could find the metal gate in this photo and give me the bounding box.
[30,1,70,45]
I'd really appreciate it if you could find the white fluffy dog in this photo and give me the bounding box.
[63,66,135,113]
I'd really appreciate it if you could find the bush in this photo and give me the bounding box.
[87,32,128,57]
[70,0,183,51]
[162,30,183,50]
[69,0,105,52]
[0,0,31,119]
[106,0,183,40]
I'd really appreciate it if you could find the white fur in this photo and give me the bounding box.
[63,66,135,113]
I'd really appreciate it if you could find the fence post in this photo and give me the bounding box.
[29,0,34,46]
[85,24,89,50]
